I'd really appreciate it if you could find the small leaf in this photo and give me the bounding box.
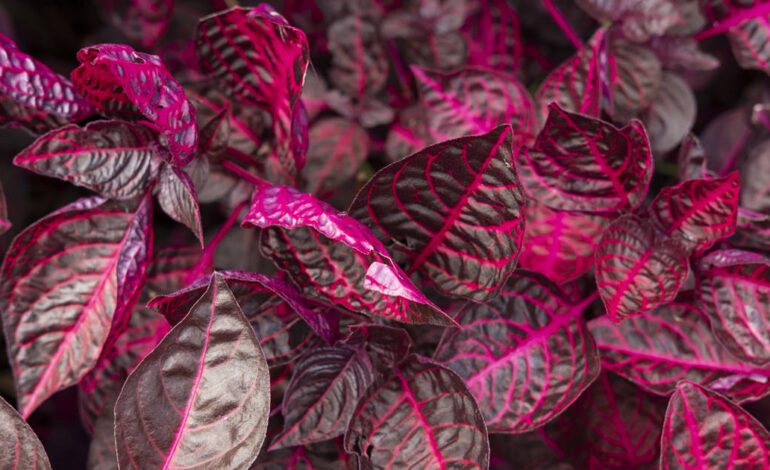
[677,133,711,182]
[328,15,389,98]
[0,395,51,470]
[727,11,770,75]
[640,72,696,153]
[155,163,204,246]
[608,40,662,121]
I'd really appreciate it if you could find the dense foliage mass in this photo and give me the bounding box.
[1,0,770,468]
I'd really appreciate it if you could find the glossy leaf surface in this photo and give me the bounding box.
[0,395,51,470]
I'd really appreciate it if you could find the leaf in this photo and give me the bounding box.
[98,0,174,49]
[0,196,153,418]
[727,11,770,75]
[646,172,740,253]
[197,109,230,162]
[607,40,662,121]
[328,15,389,98]
[519,200,610,284]
[155,163,204,246]
[589,302,770,403]
[0,395,51,470]
[0,32,93,132]
[677,134,711,182]
[271,346,375,449]
[575,0,685,42]
[640,72,697,153]
[660,381,770,469]
[14,120,162,200]
[740,137,770,213]
[72,44,198,165]
[196,6,309,181]
[412,66,536,145]
[350,125,526,301]
[344,354,490,469]
[462,0,522,75]
[87,410,118,470]
[595,214,690,321]
[517,104,653,213]
[697,254,770,365]
[300,117,370,196]
[648,36,720,72]
[434,272,601,432]
[114,274,270,469]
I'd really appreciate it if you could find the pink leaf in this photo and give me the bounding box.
[0,395,51,470]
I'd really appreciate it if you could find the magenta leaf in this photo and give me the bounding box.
[301,118,370,196]
[660,381,770,469]
[14,120,162,200]
[589,302,770,403]
[575,0,685,42]
[411,66,536,145]
[641,72,697,154]
[344,354,489,469]
[697,253,770,365]
[72,44,198,165]
[647,172,740,253]
[595,214,690,321]
[434,272,601,432]
[462,0,522,75]
[350,125,526,301]
[196,6,309,181]
[114,274,270,469]
[517,104,653,213]
[98,0,174,49]
[155,163,204,246]
[0,195,153,418]
[0,395,51,470]
[0,32,93,133]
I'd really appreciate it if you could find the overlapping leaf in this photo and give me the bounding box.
[434,272,601,432]
[517,104,653,213]
[0,396,51,470]
[575,0,685,42]
[590,302,770,403]
[0,196,152,418]
[595,215,690,321]
[607,40,662,121]
[155,163,204,245]
[114,274,270,469]
[660,381,770,469]
[462,0,522,75]
[740,137,770,213]
[677,133,711,182]
[724,6,770,74]
[71,44,197,165]
[344,355,489,469]
[98,0,174,49]
[328,15,388,99]
[641,72,697,153]
[301,118,369,196]
[350,125,526,301]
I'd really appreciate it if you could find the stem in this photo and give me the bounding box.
[541,0,583,50]
[185,199,249,284]
[695,3,770,41]
[221,160,269,187]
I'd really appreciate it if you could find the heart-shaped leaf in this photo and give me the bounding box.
[114,273,270,469]
[517,103,653,213]
[155,163,204,245]
[72,44,198,165]
[589,302,770,403]
[0,395,51,470]
[434,272,601,432]
[344,354,489,469]
[660,381,770,469]
[14,120,162,200]
[0,196,153,418]
[595,214,690,321]
[98,0,174,49]
[350,125,526,302]
[301,118,370,196]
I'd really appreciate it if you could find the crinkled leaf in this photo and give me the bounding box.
[301,118,369,196]
[0,395,51,470]
[114,274,270,469]
[641,72,697,153]
[14,120,161,200]
[660,381,770,469]
[590,302,770,403]
[328,15,388,98]
[575,0,685,42]
[98,0,174,49]
[155,163,204,245]
[344,354,489,469]
[732,209,770,253]
[434,272,601,432]
[350,125,526,301]
[517,104,653,213]
[595,214,690,321]
[72,44,198,165]
[0,196,152,418]
[462,0,522,75]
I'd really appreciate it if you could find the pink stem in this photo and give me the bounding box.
[695,2,770,41]
[541,0,583,50]
[185,199,249,284]
[221,160,269,187]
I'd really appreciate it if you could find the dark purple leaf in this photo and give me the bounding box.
[328,15,389,99]
[155,163,204,246]
[595,214,690,321]
[517,104,653,213]
[72,44,198,165]
[87,410,118,470]
[732,208,770,253]
[248,299,319,368]
[114,274,270,469]
[677,133,712,182]
[640,72,697,153]
[0,395,51,470]
[462,0,522,75]
[607,40,662,121]
[434,272,601,432]
[575,0,686,42]
[647,36,720,72]
[300,117,369,196]
[740,137,770,212]
[350,125,526,301]
[342,324,413,371]
[344,354,489,469]
[660,381,770,469]
[197,109,230,162]
[13,120,161,200]
[0,196,153,418]
[590,302,770,403]
[98,0,174,49]
[145,245,201,296]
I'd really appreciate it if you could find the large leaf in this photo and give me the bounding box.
[98,0,174,49]
[71,44,198,165]
[575,0,685,42]
[660,381,770,469]
[0,32,93,133]
[155,163,204,245]
[434,272,601,433]
[350,125,526,301]
[344,354,489,469]
[0,395,51,470]
[595,214,689,321]
[589,302,770,403]
[0,196,153,418]
[517,104,653,213]
[697,252,770,365]
[114,274,270,469]
[14,120,161,200]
